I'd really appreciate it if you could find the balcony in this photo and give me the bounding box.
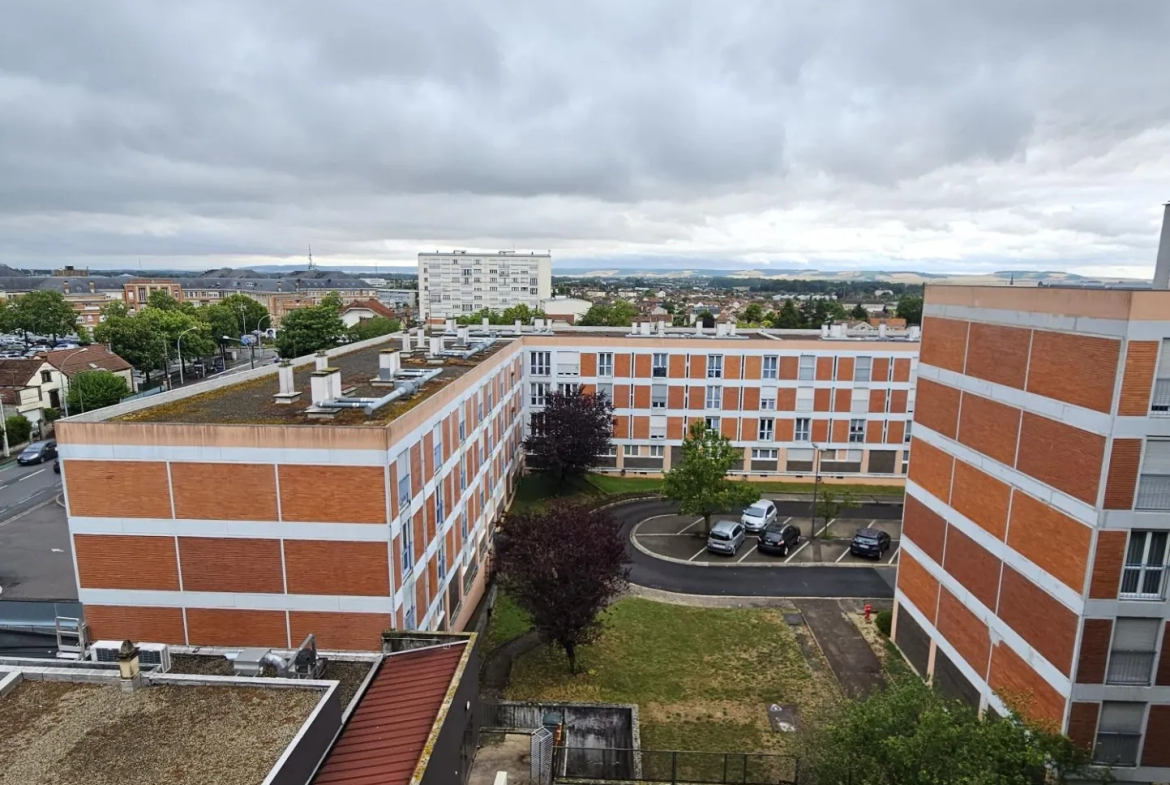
[1152,378,1170,415]
[1136,475,1170,510]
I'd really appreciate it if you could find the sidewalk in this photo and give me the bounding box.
[768,492,904,504]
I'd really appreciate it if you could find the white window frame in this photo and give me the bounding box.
[1106,618,1160,686]
[401,511,414,577]
[752,448,778,460]
[758,417,775,442]
[652,353,668,377]
[849,418,865,443]
[432,424,443,469]
[705,416,721,432]
[623,444,639,457]
[651,384,668,409]
[705,385,722,409]
[1136,439,1170,510]
[437,537,447,581]
[762,356,779,380]
[707,355,723,379]
[397,453,411,509]
[598,352,614,377]
[530,350,550,376]
[529,382,548,407]
[795,417,811,442]
[1120,530,1169,600]
[648,445,665,458]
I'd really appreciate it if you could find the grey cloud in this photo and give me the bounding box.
[0,0,1169,273]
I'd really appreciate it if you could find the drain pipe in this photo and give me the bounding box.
[363,367,443,415]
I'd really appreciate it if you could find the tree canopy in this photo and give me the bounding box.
[456,304,546,326]
[11,291,78,344]
[524,388,614,482]
[348,316,401,343]
[801,676,1097,784]
[850,302,870,320]
[274,295,346,358]
[494,501,629,673]
[579,300,636,327]
[66,370,131,413]
[740,302,764,325]
[896,294,924,325]
[661,420,759,535]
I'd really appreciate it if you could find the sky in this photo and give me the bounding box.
[1,1,1169,278]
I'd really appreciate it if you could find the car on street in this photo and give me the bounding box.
[740,499,778,533]
[757,521,801,556]
[17,440,57,465]
[849,528,892,559]
[53,459,60,474]
[707,520,746,556]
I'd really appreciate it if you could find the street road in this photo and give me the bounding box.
[0,458,63,523]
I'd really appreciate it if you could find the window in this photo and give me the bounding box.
[1136,439,1170,510]
[599,352,614,377]
[624,444,639,456]
[706,386,722,409]
[652,353,668,377]
[762,356,778,380]
[432,424,443,468]
[435,482,445,523]
[849,419,865,443]
[650,415,666,439]
[1094,702,1144,767]
[557,382,579,395]
[597,382,614,401]
[798,355,815,381]
[651,384,667,408]
[758,418,775,441]
[707,355,723,378]
[1152,339,1170,414]
[855,356,872,382]
[752,448,778,460]
[530,351,550,376]
[649,445,665,458]
[40,371,52,384]
[1107,618,1160,685]
[851,388,869,414]
[760,389,777,411]
[459,460,467,492]
[397,453,411,509]
[795,418,811,441]
[529,382,548,407]
[904,420,912,443]
[705,416,721,432]
[907,389,916,414]
[1120,531,1168,599]
[459,412,466,441]
[796,387,814,413]
[437,538,447,581]
[557,351,580,377]
[460,511,469,541]
[402,576,416,629]
[401,512,414,576]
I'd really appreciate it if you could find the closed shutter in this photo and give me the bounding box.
[1112,618,1159,651]
[1143,440,1170,474]
[851,388,869,413]
[1157,338,1170,379]
[1099,702,1144,733]
[796,387,814,413]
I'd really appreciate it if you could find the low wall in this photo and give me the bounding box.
[484,699,640,777]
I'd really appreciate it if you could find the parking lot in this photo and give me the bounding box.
[632,513,901,567]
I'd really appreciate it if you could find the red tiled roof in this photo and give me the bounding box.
[43,345,132,376]
[0,359,41,387]
[341,299,398,321]
[314,643,466,785]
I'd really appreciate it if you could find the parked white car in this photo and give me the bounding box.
[741,499,778,534]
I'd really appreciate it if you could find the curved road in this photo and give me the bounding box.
[611,499,897,599]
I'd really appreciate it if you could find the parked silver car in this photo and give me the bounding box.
[741,499,778,533]
[707,520,746,556]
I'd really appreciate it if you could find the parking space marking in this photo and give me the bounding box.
[688,545,709,562]
[736,544,758,563]
[783,541,807,563]
[17,469,45,482]
[834,548,852,563]
[678,517,704,534]
[886,547,901,565]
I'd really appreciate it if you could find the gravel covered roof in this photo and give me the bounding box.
[0,680,323,785]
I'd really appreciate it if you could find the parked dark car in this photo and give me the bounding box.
[757,522,801,556]
[53,459,60,474]
[850,528,892,559]
[17,440,57,465]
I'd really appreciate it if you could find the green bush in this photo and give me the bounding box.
[43,407,61,423]
[875,609,892,637]
[4,414,31,445]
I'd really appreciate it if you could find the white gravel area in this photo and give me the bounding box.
[0,680,323,785]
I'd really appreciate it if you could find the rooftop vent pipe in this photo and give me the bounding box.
[694,322,703,336]
[314,351,329,371]
[1155,202,1170,290]
[482,316,490,329]
[716,323,727,337]
[820,324,830,339]
[310,369,339,406]
[429,336,443,357]
[401,332,412,353]
[909,325,922,341]
[878,324,888,339]
[657,320,665,335]
[273,360,301,405]
[640,321,651,336]
[457,326,470,346]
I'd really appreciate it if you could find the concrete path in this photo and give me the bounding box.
[482,630,542,691]
[799,599,884,699]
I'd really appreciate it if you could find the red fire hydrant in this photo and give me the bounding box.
[864,603,873,623]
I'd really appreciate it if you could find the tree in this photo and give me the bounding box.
[801,677,1096,784]
[769,299,804,329]
[849,303,870,321]
[494,501,629,673]
[812,487,858,539]
[147,291,182,311]
[200,294,270,345]
[12,291,78,346]
[896,294,923,325]
[94,307,165,385]
[662,420,759,536]
[741,303,764,324]
[348,316,401,343]
[455,304,546,326]
[524,388,614,483]
[66,370,131,413]
[274,298,345,358]
[579,301,636,327]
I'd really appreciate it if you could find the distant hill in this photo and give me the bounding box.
[554,268,1146,286]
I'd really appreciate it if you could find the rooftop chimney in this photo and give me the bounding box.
[482,316,490,329]
[820,324,830,339]
[117,639,142,692]
[715,323,727,337]
[378,350,400,381]
[310,369,338,406]
[729,323,738,336]
[1155,202,1170,290]
[429,336,443,357]
[656,320,665,335]
[909,325,922,341]
[315,351,329,371]
[445,318,456,332]
[694,322,703,336]
[514,319,522,332]
[640,321,651,336]
[457,326,470,346]
[878,324,888,339]
[401,332,412,352]
[273,360,301,404]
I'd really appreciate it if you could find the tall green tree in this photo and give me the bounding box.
[66,370,131,413]
[896,294,924,325]
[579,301,636,327]
[849,303,870,321]
[147,290,182,311]
[741,303,764,324]
[12,291,78,345]
[662,420,759,536]
[199,294,270,346]
[94,306,165,386]
[801,677,1097,784]
[769,299,804,328]
[348,316,401,342]
[274,297,345,358]
[455,304,546,326]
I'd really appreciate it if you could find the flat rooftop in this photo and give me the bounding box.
[169,652,375,712]
[0,679,322,785]
[109,335,511,427]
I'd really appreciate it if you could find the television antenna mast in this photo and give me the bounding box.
[307,244,316,271]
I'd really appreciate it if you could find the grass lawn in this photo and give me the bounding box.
[502,597,839,753]
[483,591,532,652]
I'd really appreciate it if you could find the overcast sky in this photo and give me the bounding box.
[2,1,1169,277]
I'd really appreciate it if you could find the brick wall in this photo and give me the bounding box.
[74,534,180,590]
[914,378,960,439]
[935,587,990,679]
[1074,619,1112,684]
[1103,438,1141,510]
[919,316,968,373]
[1015,413,1104,506]
[1142,705,1170,768]
[289,611,390,651]
[902,494,946,564]
[279,465,388,524]
[1005,491,1090,592]
[66,460,172,518]
[997,566,1078,675]
[1117,340,1159,416]
[1067,702,1099,751]
[1088,530,1126,599]
[964,323,1030,389]
[1025,331,1120,414]
[897,552,940,621]
[83,605,186,644]
[907,437,953,504]
[179,537,283,594]
[988,642,1065,729]
[171,462,279,520]
[956,392,1020,467]
[186,608,289,647]
[949,461,1010,539]
[941,525,1000,610]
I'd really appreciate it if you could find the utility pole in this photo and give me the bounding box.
[0,394,9,458]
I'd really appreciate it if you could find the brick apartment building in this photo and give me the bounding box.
[54,323,921,654]
[894,283,1170,777]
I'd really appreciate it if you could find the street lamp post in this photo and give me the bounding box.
[222,336,255,370]
[59,348,89,418]
[810,442,823,540]
[176,326,199,387]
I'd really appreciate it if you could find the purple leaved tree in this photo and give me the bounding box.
[524,388,614,484]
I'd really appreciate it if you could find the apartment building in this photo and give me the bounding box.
[122,278,184,312]
[894,283,1170,778]
[418,250,552,324]
[56,330,527,652]
[525,324,920,481]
